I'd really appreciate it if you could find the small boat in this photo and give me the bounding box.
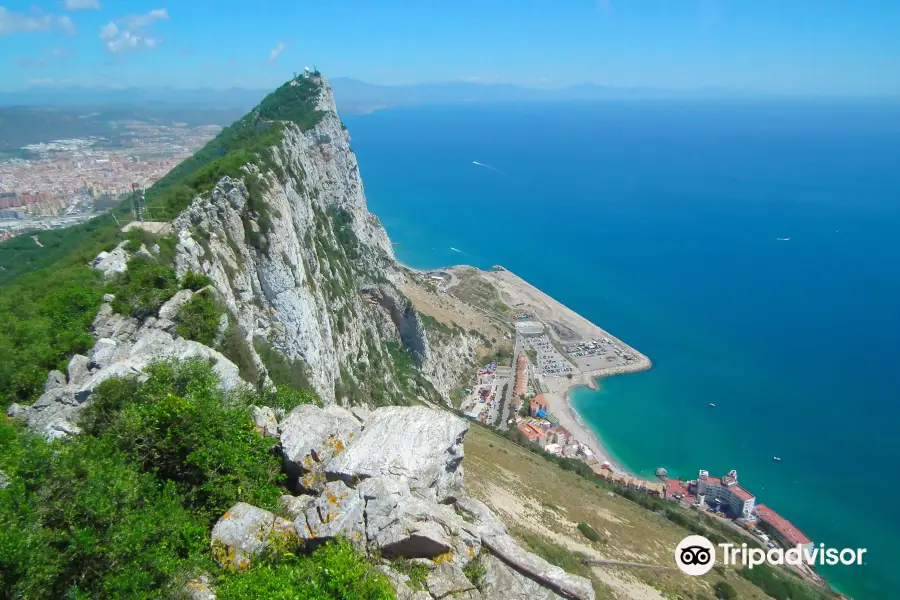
[709,403,716,407]
[777,237,790,241]
[773,456,782,462]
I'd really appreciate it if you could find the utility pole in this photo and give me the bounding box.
[131,183,145,222]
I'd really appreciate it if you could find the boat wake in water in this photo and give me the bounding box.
[472,160,507,175]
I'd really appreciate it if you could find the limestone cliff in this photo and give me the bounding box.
[171,75,476,405]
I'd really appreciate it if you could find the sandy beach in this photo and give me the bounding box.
[541,375,635,476]
[479,266,648,476]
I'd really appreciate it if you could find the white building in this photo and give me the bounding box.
[695,469,756,519]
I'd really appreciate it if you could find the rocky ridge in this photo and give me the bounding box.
[170,75,479,405]
[6,288,244,439]
[211,404,596,600]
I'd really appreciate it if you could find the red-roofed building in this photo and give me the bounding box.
[529,394,548,417]
[696,469,756,519]
[755,505,813,551]
[516,422,544,444]
[665,478,696,505]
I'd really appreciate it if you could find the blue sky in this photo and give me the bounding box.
[1,0,898,94]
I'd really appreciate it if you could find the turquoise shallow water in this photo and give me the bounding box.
[344,100,900,599]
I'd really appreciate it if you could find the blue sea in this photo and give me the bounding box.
[344,99,900,600]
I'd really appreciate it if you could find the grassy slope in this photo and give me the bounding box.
[464,424,777,600]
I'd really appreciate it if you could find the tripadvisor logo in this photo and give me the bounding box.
[675,535,868,575]
[675,535,716,576]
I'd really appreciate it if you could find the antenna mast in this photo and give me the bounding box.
[131,183,145,222]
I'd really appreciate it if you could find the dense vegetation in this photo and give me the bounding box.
[149,76,324,220]
[0,75,325,407]
[0,266,103,404]
[0,360,390,599]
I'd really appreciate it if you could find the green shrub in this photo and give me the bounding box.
[181,270,213,291]
[738,563,827,600]
[255,340,313,391]
[577,522,603,543]
[714,581,738,600]
[0,419,206,599]
[80,360,284,519]
[251,385,322,413]
[219,323,259,383]
[217,538,395,600]
[389,557,429,591]
[111,256,179,319]
[0,267,103,405]
[174,292,223,346]
[462,552,487,590]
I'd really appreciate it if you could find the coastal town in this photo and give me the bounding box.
[0,121,222,240]
[417,264,819,584]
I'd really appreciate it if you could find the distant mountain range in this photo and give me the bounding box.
[0,87,268,110]
[0,79,767,115]
[327,78,762,114]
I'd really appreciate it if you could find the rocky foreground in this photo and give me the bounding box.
[207,403,595,600]
[6,257,595,599]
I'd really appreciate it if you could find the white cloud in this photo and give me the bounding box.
[120,8,168,29]
[99,8,169,54]
[64,0,101,10]
[98,21,117,39]
[0,6,76,35]
[268,41,286,63]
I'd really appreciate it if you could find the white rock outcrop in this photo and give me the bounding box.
[210,502,295,571]
[89,241,129,277]
[6,297,244,440]
[217,405,596,600]
[325,405,467,502]
[279,403,362,492]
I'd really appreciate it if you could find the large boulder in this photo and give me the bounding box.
[278,404,361,493]
[44,370,66,392]
[251,406,279,438]
[363,476,479,563]
[277,494,316,520]
[326,406,467,502]
[295,480,366,550]
[67,354,92,387]
[454,492,507,538]
[90,338,120,370]
[92,303,141,342]
[8,386,81,440]
[158,289,194,321]
[90,242,129,277]
[210,502,295,571]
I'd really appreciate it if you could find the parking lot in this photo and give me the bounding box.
[564,338,636,371]
[523,334,574,376]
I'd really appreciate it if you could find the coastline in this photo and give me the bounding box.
[542,374,636,477]
[399,260,647,478]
